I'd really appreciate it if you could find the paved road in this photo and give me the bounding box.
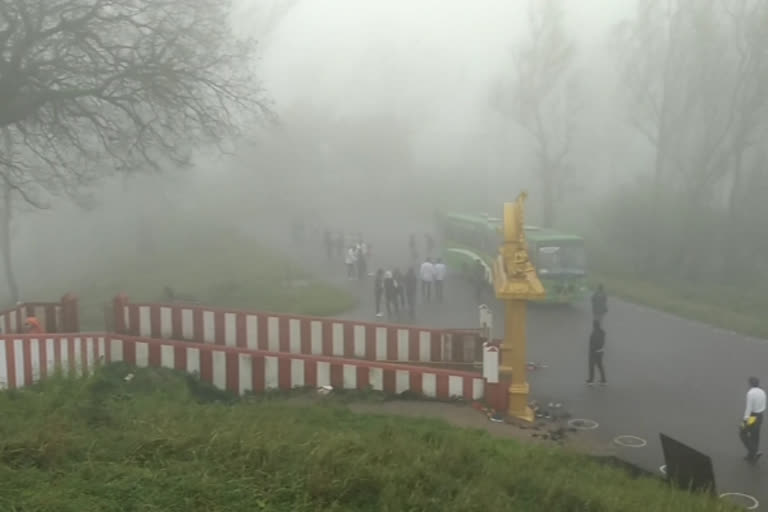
[250,212,767,509]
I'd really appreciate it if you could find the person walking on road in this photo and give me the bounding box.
[740,376,766,462]
[434,258,447,303]
[384,270,400,318]
[393,269,406,310]
[374,269,384,318]
[345,246,357,279]
[592,284,607,324]
[586,320,606,386]
[356,243,368,280]
[404,267,418,319]
[420,258,435,303]
[323,229,333,261]
[409,234,418,261]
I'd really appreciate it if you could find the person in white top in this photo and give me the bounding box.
[433,258,447,303]
[419,258,435,303]
[345,247,357,279]
[740,376,766,462]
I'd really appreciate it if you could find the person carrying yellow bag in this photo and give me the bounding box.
[740,376,766,463]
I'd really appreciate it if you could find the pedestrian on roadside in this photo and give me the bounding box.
[356,244,367,280]
[425,233,435,257]
[586,320,607,386]
[592,284,608,325]
[384,270,400,317]
[323,229,333,261]
[740,376,766,463]
[404,267,418,319]
[434,258,447,303]
[345,246,357,279]
[420,258,434,303]
[374,269,384,318]
[409,234,418,261]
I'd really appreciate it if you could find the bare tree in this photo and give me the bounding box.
[0,0,270,300]
[495,0,578,227]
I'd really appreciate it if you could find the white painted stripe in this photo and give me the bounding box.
[30,338,40,383]
[375,327,387,360]
[419,331,431,362]
[202,311,215,343]
[181,309,194,339]
[238,353,253,395]
[123,306,130,333]
[73,337,83,376]
[267,317,279,352]
[138,306,151,337]
[212,350,226,390]
[310,321,323,355]
[448,375,463,398]
[264,356,278,389]
[332,323,344,356]
[422,373,437,397]
[369,367,383,391]
[246,315,258,350]
[45,338,55,374]
[161,345,175,369]
[316,361,331,387]
[224,313,237,347]
[472,378,484,400]
[0,342,6,388]
[395,370,409,394]
[289,319,301,354]
[135,342,149,368]
[110,338,124,362]
[291,359,304,387]
[397,329,409,361]
[353,325,366,358]
[186,347,200,375]
[160,307,173,338]
[13,339,24,387]
[60,338,69,375]
[343,364,357,389]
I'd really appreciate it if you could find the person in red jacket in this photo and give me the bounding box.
[24,317,44,334]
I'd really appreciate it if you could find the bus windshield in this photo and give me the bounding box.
[535,243,586,276]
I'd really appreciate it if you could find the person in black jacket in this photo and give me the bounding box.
[374,269,384,318]
[404,267,418,320]
[592,284,607,324]
[587,320,607,385]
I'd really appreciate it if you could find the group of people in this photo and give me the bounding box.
[343,239,370,280]
[373,257,447,319]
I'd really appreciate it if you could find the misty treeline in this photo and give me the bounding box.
[598,0,768,283]
[501,0,768,287]
[0,0,270,302]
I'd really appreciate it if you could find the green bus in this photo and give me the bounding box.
[435,211,588,304]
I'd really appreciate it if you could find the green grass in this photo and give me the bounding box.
[592,271,768,339]
[27,229,357,331]
[0,364,738,512]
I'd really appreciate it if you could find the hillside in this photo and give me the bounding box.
[0,364,735,511]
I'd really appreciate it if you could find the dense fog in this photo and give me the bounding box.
[3,0,768,306]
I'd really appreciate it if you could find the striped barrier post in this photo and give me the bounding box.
[113,297,484,366]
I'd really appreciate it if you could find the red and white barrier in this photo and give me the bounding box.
[0,294,80,334]
[0,334,487,403]
[113,296,483,365]
[108,336,486,400]
[0,334,107,388]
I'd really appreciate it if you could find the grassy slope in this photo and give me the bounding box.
[591,271,768,339]
[24,230,357,330]
[0,364,736,512]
